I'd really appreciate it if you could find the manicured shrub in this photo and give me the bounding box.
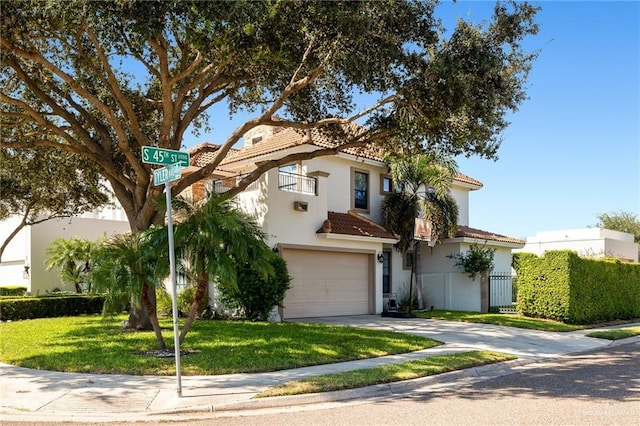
[156,288,173,317]
[0,286,27,296]
[178,285,209,318]
[219,255,291,321]
[0,294,106,321]
[513,250,640,324]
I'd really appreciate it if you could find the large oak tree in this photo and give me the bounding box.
[1,0,540,234]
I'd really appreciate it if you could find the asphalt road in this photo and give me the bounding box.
[5,340,639,426]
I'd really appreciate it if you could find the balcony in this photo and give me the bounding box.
[210,173,258,194]
[278,171,317,195]
[209,171,317,196]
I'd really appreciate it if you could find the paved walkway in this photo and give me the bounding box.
[1,316,638,423]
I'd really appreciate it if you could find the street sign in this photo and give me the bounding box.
[153,163,182,186]
[142,146,190,167]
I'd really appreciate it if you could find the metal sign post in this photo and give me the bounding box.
[164,180,182,397]
[143,148,190,398]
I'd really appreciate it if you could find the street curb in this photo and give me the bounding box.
[151,358,538,416]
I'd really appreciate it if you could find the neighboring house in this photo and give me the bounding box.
[514,228,639,263]
[188,125,525,318]
[0,204,129,295]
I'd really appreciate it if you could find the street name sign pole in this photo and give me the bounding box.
[143,147,190,398]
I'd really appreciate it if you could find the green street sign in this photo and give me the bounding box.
[142,146,190,167]
[153,163,182,186]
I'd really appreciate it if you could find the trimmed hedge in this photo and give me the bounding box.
[513,250,640,324]
[0,294,106,321]
[0,286,28,297]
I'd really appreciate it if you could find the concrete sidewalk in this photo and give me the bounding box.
[1,316,638,423]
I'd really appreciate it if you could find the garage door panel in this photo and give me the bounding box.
[282,249,371,319]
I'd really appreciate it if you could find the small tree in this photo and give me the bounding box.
[448,243,496,280]
[90,229,169,349]
[448,243,496,313]
[169,196,275,344]
[220,255,291,321]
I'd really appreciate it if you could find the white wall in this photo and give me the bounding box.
[515,228,638,262]
[450,186,470,226]
[0,217,130,294]
[416,240,516,312]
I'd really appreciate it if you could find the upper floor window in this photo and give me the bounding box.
[279,163,300,174]
[380,174,393,194]
[351,168,369,212]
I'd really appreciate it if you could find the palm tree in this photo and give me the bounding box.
[381,152,459,310]
[90,229,170,350]
[170,196,274,345]
[45,236,101,293]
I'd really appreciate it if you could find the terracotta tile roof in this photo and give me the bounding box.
[195,125,482,187]
[454,172,483,188]
[454,225,525,245]
[317,210,398,240]
[188,142,225,168]
[221,128,305,164]
[219,125,384,165]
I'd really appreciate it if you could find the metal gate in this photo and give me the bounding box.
[489,272,515,308]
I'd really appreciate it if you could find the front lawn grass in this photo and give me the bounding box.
[256,350,516,397]
[0,315,441,375]
[414,310,585,332]
[586,326,640,340]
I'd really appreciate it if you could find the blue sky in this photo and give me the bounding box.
[183,1,640,241]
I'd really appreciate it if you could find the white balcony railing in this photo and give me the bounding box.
[278,171,317,195]
[210,173,258,194]
[209,171,317,196]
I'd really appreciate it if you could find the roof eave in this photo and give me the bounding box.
[444,236,526,249]
[317,233,399,244]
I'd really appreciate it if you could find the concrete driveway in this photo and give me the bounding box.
[293,315,615,359]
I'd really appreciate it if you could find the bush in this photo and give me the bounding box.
[156,288,173,317]
[0,286,27,296]
[220,255,291,321]
[178,285,209,318]
[0,294,106,321]
[513,250,640,324]
[448,243,496,280]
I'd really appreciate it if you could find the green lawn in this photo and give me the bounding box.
[414,310,586,332]
[0,315,441,375]
[586,326,640,340]
[256,351,516,397]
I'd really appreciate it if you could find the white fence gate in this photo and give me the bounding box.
[489,272,515,307]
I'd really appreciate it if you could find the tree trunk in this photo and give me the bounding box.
[480,270,490,313]
[120,197,163,330]
[141,281,166,350]
[414,241,425,310]
[126,289,153,330]
[179,269,208,345]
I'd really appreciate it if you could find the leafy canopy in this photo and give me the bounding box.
[448,243,496,280]
[1,0,540,234]
[0,146,110,260]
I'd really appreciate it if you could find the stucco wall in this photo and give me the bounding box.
[416,241,515,311]
[516,228,638,262]
[0,217,130,294]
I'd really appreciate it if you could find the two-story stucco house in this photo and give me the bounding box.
[187,125,525,319]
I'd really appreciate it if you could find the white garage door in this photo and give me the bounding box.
[282,249,372,319]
